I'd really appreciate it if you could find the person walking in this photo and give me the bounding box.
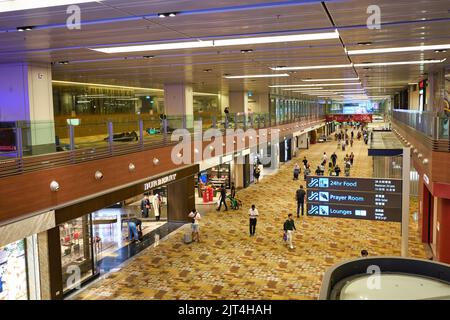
[302,156,308,168]
[322,152,328,164]
[188,208,201,242]
[254,166,261,184]
[334,164,341,176]
[293,163,300,180]
[350,137,354,147]
[328,162,334,176]
[216,184,228,211]
[315,165,322,176]
[296,185,306,218]
[248,204,259,236]
[350,152,354,166]
[283,214,297,249]
[304,164,311,181]
[331,152,337,167]
[230,182,236,199]
[140,195,150,218]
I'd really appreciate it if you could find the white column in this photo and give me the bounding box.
[248,92,269,114]
[164,83,194,128]
[270,141,280,170]
[219,92,229,113]
[229,91,249,114]
[0,63,55,154]
[401,147,411,257]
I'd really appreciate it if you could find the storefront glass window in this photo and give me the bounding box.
[60,215,95,292]
[0,240,28,300]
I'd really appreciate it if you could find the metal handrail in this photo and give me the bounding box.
[0,116,325,178]
[392,109,450,141]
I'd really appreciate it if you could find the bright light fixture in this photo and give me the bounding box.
[224,74,289,79]
[92,31,340,54]
[92,40,214,54]
[271,59,445,71]
[301,78,359,82]
[214,31,339,46]
[52,80,217,96]
[348,44,450,55]
[273,82,361,88]
[0,0,100,13]
[354,59,445,67]
[271,64,353,71]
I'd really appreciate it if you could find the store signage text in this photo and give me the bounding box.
[144,174,177,191]
[306,176,402,222]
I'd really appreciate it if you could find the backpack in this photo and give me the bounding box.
[191,211,198,223]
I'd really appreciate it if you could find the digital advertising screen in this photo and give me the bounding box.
[342,102,374,114]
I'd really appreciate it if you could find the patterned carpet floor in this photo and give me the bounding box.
[74,132,428,300]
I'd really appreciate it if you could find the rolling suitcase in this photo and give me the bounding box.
[183,232,192,244]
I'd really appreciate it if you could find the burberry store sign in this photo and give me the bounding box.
[144,173,177,191]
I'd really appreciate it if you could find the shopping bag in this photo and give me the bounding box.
[283,232,287,242]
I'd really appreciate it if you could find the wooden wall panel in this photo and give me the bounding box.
[0,120,325,225]
[393,119,450,195]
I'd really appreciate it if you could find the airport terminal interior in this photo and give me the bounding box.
[1,0,450,301]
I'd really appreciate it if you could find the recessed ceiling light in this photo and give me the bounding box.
[2,0,100,13]
[240,49,253,53]
[91,31,340,54]
[270,64,353,71]
[143,55,155,59]
[271,82,361,88]
[348,44,450,55]
[224,74,289,79]
[354,59,445,67]
[301,78,359,82]
[434,49,447,53]
[203,68,212,72]
[16,26,34,32]
[57,61,70,65]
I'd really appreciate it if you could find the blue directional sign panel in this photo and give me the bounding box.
[306,176,402,222]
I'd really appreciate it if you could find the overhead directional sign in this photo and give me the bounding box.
[306,176,402,222]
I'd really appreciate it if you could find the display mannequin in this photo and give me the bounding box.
[152,193,161,221]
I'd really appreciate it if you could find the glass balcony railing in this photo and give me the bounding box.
[0,112,325,176]
[392,109,449,140]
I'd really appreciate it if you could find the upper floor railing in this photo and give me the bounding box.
[0,112,325,178]
[392,109,450,140]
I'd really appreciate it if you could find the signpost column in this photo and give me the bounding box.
[401,147,411,257]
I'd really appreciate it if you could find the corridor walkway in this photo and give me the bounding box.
[74,133,428,300]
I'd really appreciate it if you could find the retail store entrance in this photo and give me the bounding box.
[47,165,198,299]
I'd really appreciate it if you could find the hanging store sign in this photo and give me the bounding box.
[325,114,373,123]
[306,176,402,222]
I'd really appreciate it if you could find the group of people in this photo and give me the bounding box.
[140,193,162,221]
[187,126,367,250]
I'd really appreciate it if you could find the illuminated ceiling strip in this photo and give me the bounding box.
[92,31,340,54]
[270,64,353,71]
[271,59,446,71]
[274,82,361,88]
[52,80,218,96]
[301,78,359,82]
[224,74,289,79]
[0,0,100,13]
[348,44,450,55]
[354,59,446,67]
